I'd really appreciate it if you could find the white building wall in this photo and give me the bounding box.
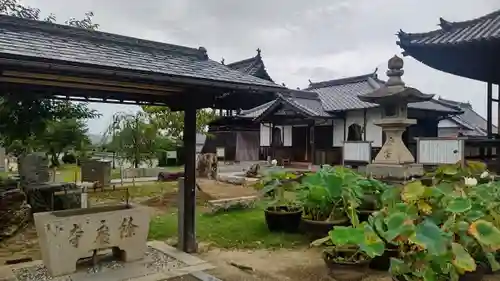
[332,108,383,147]
[365,109,383,147]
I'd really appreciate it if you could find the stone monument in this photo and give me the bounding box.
[359,55,434,179]
[19,153,81,212]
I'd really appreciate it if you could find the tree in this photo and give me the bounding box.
[0,0,99,156]
[37,119,91,167]
[106,112,158,168]
[142,106,216,142]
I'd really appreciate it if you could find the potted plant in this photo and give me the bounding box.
[298,166,364,238]
[311,222,385,281]
[356,177,388,221]
[260,169,302,233]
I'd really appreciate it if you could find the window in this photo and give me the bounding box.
[347,124,363,141]
[271,127,283,147]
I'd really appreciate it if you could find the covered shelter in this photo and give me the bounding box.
[0,15,285,252]
[397,9,500,168]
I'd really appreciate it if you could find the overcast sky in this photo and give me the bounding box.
[21,0,500,135]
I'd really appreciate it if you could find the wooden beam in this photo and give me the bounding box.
[0,77,173,96]
[2,71,183,93]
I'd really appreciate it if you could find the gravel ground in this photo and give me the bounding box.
[12,247,187,281]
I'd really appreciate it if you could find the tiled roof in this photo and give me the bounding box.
[239,90,332,119]
[436,97,497,136]
[0,15,283,90]
[226,49,274,82]
[305,73,458,113]
[397,9,500,46]
[239,100,276,118]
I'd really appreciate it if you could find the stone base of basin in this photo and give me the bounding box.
[363,163,424,180]
[34,204,151,277]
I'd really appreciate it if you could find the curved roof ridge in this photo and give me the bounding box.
[305,72,378,90]
[397,9,500,43]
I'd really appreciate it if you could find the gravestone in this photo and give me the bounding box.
[19,153,81,213]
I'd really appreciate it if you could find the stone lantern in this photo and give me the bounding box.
[359,55,434,179]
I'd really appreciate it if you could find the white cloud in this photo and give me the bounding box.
[18,0,500,133]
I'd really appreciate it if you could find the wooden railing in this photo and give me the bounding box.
[415,137,465,165]
[342,141,372,164]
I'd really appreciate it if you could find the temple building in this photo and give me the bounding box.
[204,49,486,165]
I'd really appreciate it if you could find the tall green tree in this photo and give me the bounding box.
[0,0,99,155]
[106,112,158,168]
[142,106,216,142]
[37,119,92,167]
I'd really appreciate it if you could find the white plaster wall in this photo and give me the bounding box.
[332,108,383,147]
[260,123,271,146]
[365,109,383,147]
[259,124,292,146]
[333,119,345,147]
[283,126,292,147]
[438,119,459,128]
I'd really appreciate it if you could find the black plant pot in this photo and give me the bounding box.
[358,209,375,222]
[323,250,371,281]
[301,217,349,239]
[264,206,302,233]
[420,177,434,186]
[369,247,398,271]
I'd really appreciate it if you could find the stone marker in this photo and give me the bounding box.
[34,204,150,277]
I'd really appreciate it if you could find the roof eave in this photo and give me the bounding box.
[0,56,285,93]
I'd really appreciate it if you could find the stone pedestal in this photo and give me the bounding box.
[365,163,423,179]
[366,119,424,179]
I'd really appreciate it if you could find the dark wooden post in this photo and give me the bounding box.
[497,85,500,173]
[487,82,493,157]
[310,122,315,165]
[179,105,197,253]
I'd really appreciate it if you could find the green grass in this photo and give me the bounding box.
[90,182,176,200]
[149,207,309,249]
[56,164,184,182]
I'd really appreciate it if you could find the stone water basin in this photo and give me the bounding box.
[34,204,150,277]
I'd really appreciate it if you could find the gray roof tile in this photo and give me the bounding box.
[226,50,273,82]
[0,15,283,90]
[397,9,500,46]
[305,73,458,113]
[436,98,497,136]
[239,91,332,119]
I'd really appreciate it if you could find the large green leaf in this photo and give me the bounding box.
[359,224,385,258]
[383,212,415,242]
[446,197,472,213]
[328,226,364,246]
[410,219,448,256]
[451,242,476,273]
[468,220,500,250]
[402,181,425,202]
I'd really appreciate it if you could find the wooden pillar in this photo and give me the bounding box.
[363,109,367,141]
[497,85,500,173]
[310,123,316,165]
[178,105,197,253]
[487,82,493,156]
